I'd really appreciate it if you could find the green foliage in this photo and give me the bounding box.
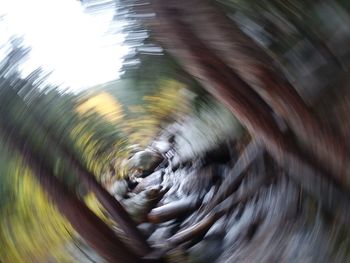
[0,135,76,262]
[0,46,125,262]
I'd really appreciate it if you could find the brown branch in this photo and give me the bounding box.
[7,87,151,256]
[0,118,142,263]
[162,0,349,184]
[146,2,350,224]
[148,198,200,223]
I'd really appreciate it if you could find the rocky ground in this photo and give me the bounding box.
[108,128,350,263]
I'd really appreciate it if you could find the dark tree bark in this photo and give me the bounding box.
[68,156,152,256]
[148,0,349,186]
[0,120,142,263]
[4,87,151,256]
[144,0,350,223]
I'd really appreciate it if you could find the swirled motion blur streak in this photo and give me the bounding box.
[0,0,350,262]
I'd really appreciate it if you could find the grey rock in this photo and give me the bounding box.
[127,149,164,176]
[188,233,224,263]
[109,179,128,199]
[133,170,164,194]
[151,140,172,154]
[122,186,162,223]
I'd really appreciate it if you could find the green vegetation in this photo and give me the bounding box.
[1,0,350,262]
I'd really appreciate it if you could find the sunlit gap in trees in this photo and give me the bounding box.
[0,0,129,93]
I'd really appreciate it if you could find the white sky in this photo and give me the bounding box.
[0,0,129,93]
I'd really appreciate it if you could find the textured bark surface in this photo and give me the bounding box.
[146,0,349,187]
[145,0,350,221]
[0,119,142,263]
[175,0,349,184]
[6,87,151,256]
[68,156,151,256]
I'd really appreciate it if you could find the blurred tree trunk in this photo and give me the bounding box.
[2,85,151,256]
[145,0,350,220]
[69,157,152,255]
[0,121,142,263]
[44,128,151,256]
[147,0,349,186]
[187,0,349,184]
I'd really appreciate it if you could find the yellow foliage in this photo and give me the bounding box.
[84,193,113,225]
[0,166,74,263]
[115,79,194,149]
[143,79,192,122]
[76,92,124,124]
